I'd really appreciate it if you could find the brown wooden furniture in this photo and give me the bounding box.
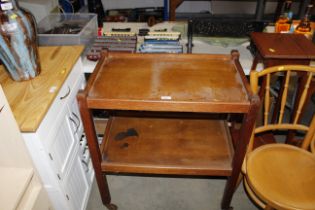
[250,32,315,69]
[245,142,315,210]
[241,65,315,210]
[77,51,260,210]
[250,32,315,144]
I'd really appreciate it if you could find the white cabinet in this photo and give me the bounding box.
[22,58,93,210]
[0,85,53,210]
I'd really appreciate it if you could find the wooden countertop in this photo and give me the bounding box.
[0,46,84,132]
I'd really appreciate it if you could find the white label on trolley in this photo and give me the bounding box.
[1,2,13,10]
[161,96,172,100]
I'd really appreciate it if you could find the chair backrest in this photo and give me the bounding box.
[249,65,315,151]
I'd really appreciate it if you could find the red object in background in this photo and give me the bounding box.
[98,27,102,36]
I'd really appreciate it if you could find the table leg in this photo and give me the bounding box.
[77,91,113,207]
[221,96,260,210]
[250,55,259,71]
[169,0,183,21]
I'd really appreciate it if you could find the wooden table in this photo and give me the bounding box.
[250,32,315,143]
[77,51,259,210]
[250,32,315,69]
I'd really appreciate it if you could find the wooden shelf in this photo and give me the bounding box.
[0,167,34,210]
[101,116,234,176]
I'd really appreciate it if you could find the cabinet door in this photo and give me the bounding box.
[62,150,89,210]
[47,107,77,181]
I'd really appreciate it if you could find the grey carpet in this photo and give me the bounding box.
[86,175,258,210]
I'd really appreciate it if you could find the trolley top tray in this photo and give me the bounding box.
[85,52,251,113]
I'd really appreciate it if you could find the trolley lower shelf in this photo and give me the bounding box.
[100,116,234,176]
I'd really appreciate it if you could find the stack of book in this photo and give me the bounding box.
[139,32,183,53]
[86,32,137,61]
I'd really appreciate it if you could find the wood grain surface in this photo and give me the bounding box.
[0,46,84,132]
[246,144,315,210]
[101,116,233,175]
[250,32,315,59]
[87,53,250,113]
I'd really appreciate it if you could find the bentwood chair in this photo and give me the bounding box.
[241,65,315,210]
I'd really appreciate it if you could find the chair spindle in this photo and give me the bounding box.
[293,72,313,124]
[278,71,291,124]
[264,73,271,125]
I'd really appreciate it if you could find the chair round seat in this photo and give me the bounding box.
[246,144,315,210]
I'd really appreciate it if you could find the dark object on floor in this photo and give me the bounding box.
[192,19,268,37]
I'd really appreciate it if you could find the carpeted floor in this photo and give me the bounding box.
[86,175,259,210]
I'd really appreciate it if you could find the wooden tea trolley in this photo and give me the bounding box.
[77,51,259,210]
